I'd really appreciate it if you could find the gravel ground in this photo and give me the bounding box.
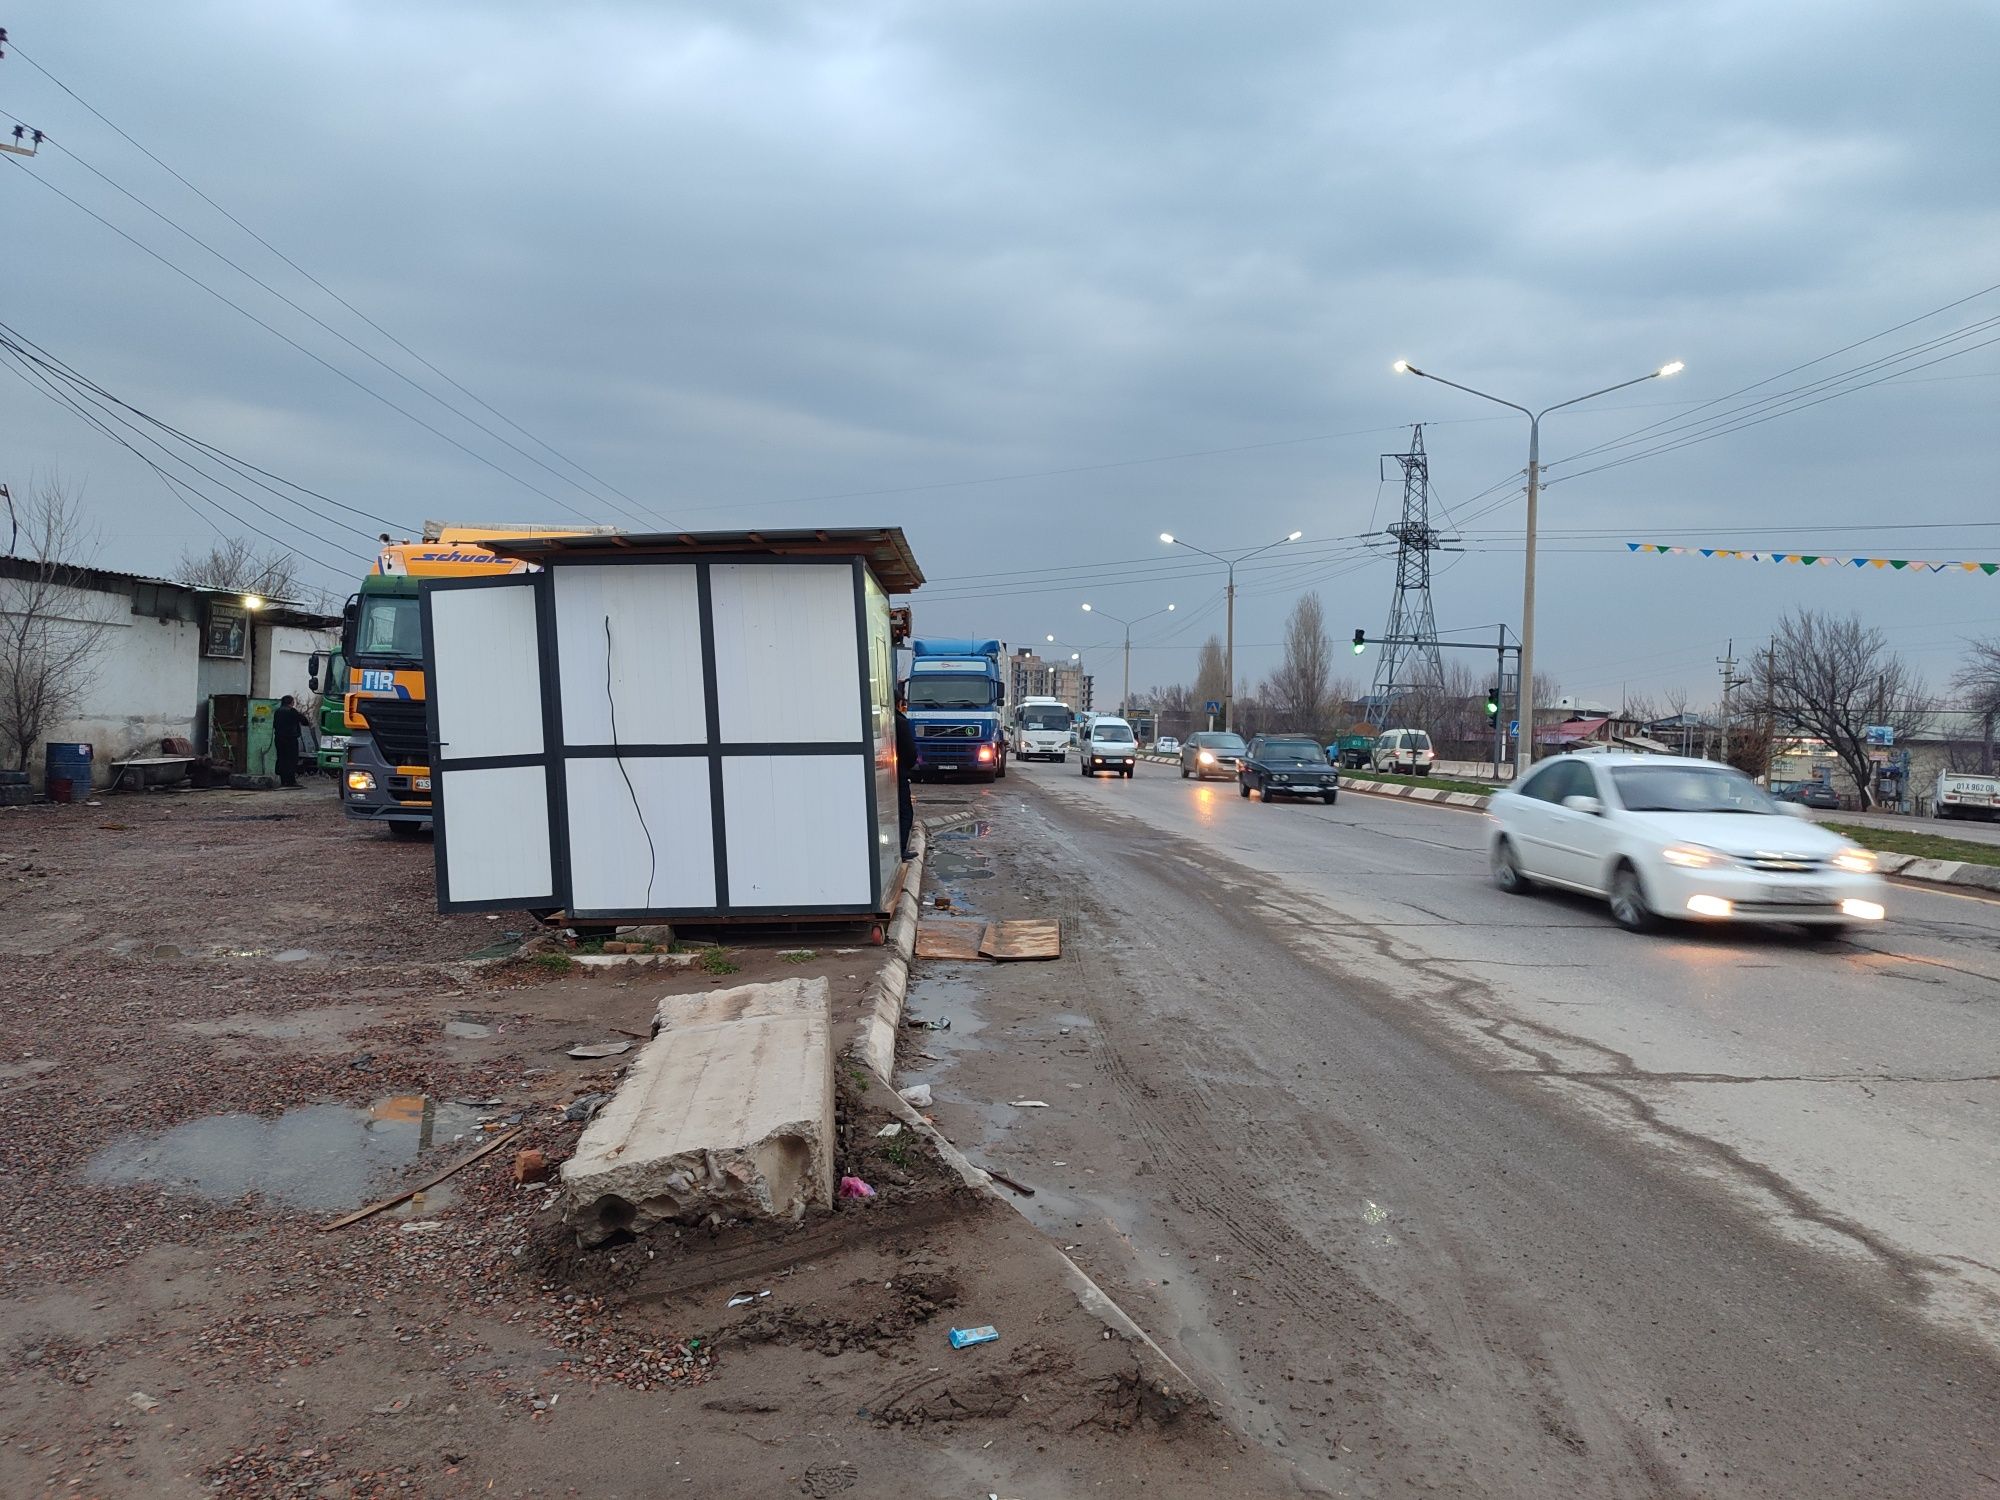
[0,783,1293,1498]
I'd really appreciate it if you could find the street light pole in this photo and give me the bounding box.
[1160,529,1301,733]
[1080,601,1176,719]
[1392,359,1682,776]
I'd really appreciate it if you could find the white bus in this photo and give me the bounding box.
[1012,696,1074,762]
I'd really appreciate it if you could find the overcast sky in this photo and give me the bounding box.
[2,0,1995,705]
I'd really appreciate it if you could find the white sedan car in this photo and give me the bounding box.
[1155,737,1181,756]
[1487,753,1886,935]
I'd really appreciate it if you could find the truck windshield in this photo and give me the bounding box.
[908,677,997,709]
[352,594,422,662]
[1021,705,1071,731]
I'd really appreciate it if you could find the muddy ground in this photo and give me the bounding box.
[0,783,1303,1497]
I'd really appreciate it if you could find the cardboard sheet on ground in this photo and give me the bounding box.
[979,918,1062,961]
[914,917,987,961]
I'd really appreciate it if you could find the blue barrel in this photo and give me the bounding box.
[44,741,93,803]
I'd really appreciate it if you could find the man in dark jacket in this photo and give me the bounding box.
[895,686,916,859]
[273,694,305,788]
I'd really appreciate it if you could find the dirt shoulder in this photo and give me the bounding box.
[1,783,1297,1497]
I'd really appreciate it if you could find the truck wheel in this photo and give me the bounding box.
[388,822,427,841]
[995,756,1007,780]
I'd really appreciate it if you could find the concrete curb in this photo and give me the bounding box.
[851,814,1210,1414]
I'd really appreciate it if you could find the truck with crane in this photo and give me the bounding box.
[338,522,613,834]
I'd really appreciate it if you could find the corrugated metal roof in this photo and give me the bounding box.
[478,528,925,592]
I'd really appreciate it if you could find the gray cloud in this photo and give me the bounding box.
[2,0,1994,700]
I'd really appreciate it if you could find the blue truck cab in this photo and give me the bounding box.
[906,638,1009,782]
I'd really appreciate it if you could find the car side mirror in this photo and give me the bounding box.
[1777,801,1808,818]
[1561,794,1603,816]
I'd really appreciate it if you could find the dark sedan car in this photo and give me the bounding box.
[1776,781,1842,810]
[1239,735,1340,804]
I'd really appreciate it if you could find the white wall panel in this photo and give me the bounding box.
[430,583,542,760]
[440,766,552,903]
[553,565,707,746]
[723,755,872,907]
[711,564,861,744]
[564,757,716,912]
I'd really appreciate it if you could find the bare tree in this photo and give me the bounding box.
[1191,635,1228,724]
[177,538,304,599]
[1267,592,1332,734]
[1756,609,1931,809]
[1954,635,2000,774]
[0,475,112,771]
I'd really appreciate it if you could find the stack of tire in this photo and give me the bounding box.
[0,769,30,807]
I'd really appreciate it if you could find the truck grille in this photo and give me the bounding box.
[357,698,430,766]
[919,723,980,738]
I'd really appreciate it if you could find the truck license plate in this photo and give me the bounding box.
[414,777,432,791]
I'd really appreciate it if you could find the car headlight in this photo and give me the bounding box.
[1198,751,1215,765]
[1831,847,1876,874]
[1661,844,1738,869]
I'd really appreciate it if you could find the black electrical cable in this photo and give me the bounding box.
[603,616,659,908]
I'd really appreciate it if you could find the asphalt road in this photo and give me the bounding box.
[917,757,2000,1497]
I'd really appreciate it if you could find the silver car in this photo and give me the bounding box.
[1180,731,1247,781]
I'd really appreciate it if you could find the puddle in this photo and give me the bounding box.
[271,948,319,964]
[935,821,994,840]
[84,1095,491,1210]
[442,1020,492,1040]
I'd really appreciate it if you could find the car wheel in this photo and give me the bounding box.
[1322,792,1337,805]
[1122,768,1133,779]
[1239,780,1251,798]
[1798,923,1850,943]
[1608,863,1658,932]
[1490,837,1534,894]
[1180,765,1189,779]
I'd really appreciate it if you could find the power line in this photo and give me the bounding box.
[4,40,675,530]
[0,318,412,535]
[0,155,624,526]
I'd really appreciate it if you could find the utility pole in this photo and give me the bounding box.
[1762,641,1777,787]
[1717,640,1737,764]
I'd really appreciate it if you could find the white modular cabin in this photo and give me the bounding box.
[420,528,922,922]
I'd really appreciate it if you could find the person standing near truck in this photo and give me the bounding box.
[895,685,916,859]
[273,694,306,788]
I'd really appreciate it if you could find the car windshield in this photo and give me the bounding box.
[1199,735,1247,754]
[1610,765,1775,814]
[907,676,997,709]
[1094,723,1134,743]
[1260,738,1326,764]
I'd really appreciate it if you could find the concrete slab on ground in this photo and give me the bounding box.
[563,976,835,1243]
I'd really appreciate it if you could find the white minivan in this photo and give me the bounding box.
[1081,717,1138,778]
[1372,728,1435,776]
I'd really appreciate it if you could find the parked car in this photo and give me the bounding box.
[1372,728,1436,775]
[1080,716,1138,778]
[1155,736,1182,756]
[1487,753,1886,936]
[1774,781,1842,810]
[1240,735,1339,804]
[1180,731,1248,780]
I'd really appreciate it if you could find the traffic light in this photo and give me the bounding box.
[1485,687,1501,723]
[1352,629,1367,655]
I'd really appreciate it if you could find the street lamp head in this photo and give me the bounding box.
[241,594,265,610]
[1286,530,1303,542]
[1046,634,1056,643]
[1070,652,1079,661]
[1081,603,1093,613]
[1392,359,1412,375]
[1657,359,1685,378]
[1166,603,1176,611]
[1159,532,1175,545]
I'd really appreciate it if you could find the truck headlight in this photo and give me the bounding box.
[347,770,376,792]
